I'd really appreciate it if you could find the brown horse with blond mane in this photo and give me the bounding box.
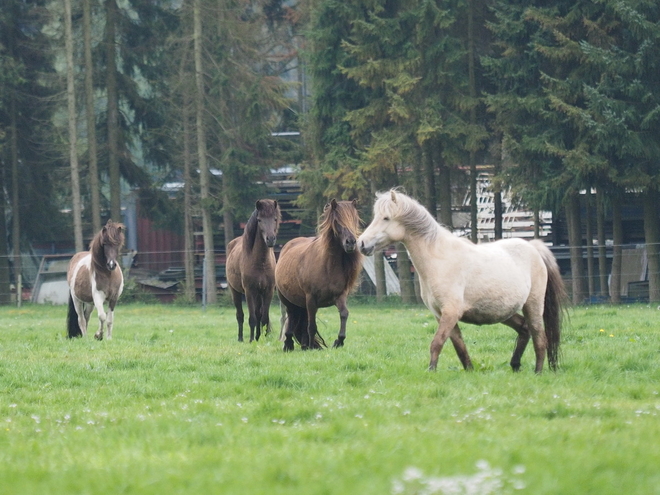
[67,219,125,340]
[275,199,363,351]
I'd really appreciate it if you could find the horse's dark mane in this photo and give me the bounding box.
[243,209,260,253]
[243,200,280,253]
[90,220,125,272]
[318,201,362,290]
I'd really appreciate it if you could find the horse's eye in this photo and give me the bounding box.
[383,217,390,221]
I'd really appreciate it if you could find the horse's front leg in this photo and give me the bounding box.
[105,300,118,340]
[449,324,473,370]
[333,294,349,348]
[279,294,295,352]
[245,290,260,342]
[92,292,107,340]
[429,311,460,371]
[262,287,274,337]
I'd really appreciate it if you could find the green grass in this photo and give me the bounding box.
[1,302,659,494]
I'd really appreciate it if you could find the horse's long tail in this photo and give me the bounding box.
[67,293,83,338]
[286,304,327,349]
[532,240,568,370]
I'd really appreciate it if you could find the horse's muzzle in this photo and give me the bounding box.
[106,260,117,271]
[344,238,357,253]
[266,236,277,248]
[359,240,374,256]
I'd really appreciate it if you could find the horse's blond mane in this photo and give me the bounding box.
[375,190,442,242]
[318,200,361,240]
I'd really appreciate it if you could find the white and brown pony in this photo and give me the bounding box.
[67,220,125,340]
[226,199,281,342]
[358,190,566,373]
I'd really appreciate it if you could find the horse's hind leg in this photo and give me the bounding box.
[449,324,473,370]
[71,298,90,337]
[230,287,245,342]
[503,314,530,372]
[524,304,548,374]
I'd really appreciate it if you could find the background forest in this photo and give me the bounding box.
[1,0,659,305]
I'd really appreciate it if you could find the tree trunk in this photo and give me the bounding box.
[584,188,595,298]
[566,191,586,304]
[397,243,415,304]
[0,167,11,305]
[533,207,540,239]
[369,181,386,302]
[422,140,437,218]
[493,161,503,240]
[222,186,234,249]
[83,0,101,233]
[467,0,478,243]
[643,188,660,303]
[10,97,21,307]
[194,0,216,304]
[374,250,386,302]
[64,0,84,252]
[412,143,423,199]
[437,159,453,229]
[105,0,121,222]
[182,78,196,304]
[596,188,608,298]
[610,195,623,304]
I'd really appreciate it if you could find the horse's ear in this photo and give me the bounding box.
[255,200,262,210]
[273,200,278,208]
[390,190,397,203]
[330,198,338,210]
[351,199,358,207]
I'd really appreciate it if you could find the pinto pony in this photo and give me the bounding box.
[67,220,125,340]
[358,190,567,373]
[275,199,363,350]
[226,199,281,342]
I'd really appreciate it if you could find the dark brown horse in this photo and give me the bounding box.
[67,219,125,340]
[275,199,363,350]
[226,199,281,342]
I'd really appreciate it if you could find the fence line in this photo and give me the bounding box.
[0,241,657,304]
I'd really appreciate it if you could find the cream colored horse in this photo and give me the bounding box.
[358,190,566,373]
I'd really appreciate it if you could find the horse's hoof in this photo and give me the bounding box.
[332,339,344,348]
[94,333,103,341]
[283,343,294,352]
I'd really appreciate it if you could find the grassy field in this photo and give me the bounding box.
[1,301,659,494]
